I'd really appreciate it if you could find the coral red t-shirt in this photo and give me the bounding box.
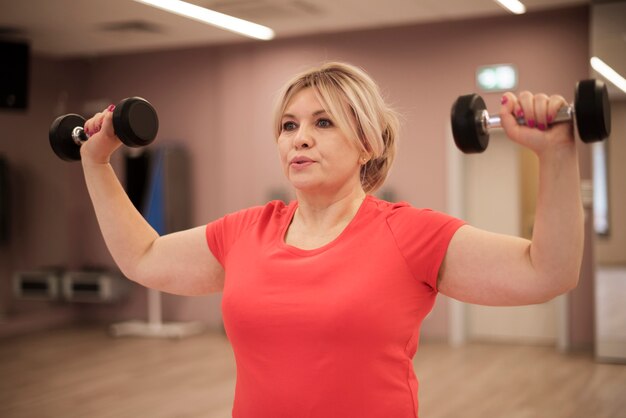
[205,195,464,418]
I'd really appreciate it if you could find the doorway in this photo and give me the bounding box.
[446,128,563,346]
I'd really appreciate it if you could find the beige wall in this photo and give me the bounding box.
[0,7,594,341]
[0,57,89,326]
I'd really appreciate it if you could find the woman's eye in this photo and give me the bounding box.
[282,121,297,131]
[317,118,333,128]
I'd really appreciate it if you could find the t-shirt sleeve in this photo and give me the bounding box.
[205,206,264,267]
[386,205,465,292]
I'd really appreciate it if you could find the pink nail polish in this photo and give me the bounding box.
[547,115,554,124]
[516,109,524,118]
[527,119,535,128]
[107,104,115,112]
[538,123,546,131]
[501,96,508,105]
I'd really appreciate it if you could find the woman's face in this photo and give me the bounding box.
[277,88,362,194]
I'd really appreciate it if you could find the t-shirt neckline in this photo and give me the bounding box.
[278,195,374,256]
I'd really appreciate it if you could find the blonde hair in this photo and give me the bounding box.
[273,62,399,194]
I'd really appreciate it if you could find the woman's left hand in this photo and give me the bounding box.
[499,91,575,156]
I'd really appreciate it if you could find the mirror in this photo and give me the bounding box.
[590,0,626,363]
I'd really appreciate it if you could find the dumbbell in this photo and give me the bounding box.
[450,79,611,153]
[49,97,159,161]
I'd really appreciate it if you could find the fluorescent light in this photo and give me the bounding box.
[591,56,626,94]
[134,0,275,40]
[476,64,517,91]
[494,0,526,15]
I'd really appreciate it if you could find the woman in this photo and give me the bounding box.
[80,62,583,417]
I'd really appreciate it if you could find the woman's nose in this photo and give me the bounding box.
[294,126,313,149]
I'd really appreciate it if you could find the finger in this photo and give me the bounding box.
[83,116,93,136]
[500,92,524,119]
[500,92,518,114]
[84,112,104,136]
[499,92,523,139]
[101,105,115,137]
[84,104,116,136]
[533,93,549,131]
[547,94,567,125]
[518,91,535,128]
[500,92,521,125]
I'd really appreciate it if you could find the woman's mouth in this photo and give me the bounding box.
[290,156,315,168]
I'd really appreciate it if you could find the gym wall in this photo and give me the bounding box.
[0,6,596,341]
[0,155,8,245]
[80,6,592,338]
[0,56,89,326]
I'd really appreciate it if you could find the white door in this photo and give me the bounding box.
[461,131,557,344]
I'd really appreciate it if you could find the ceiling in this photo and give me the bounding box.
[0,0,592,57]
[0,0,624,96]
[590,1,626,97]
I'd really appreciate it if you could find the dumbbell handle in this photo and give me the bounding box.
[71,127,89,146]
[482,105,573,132]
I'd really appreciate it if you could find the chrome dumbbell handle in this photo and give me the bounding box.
[71,126,89,146]
[480,105,574,133]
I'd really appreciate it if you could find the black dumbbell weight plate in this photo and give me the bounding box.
[575,79,611,143]
[49,114,86,161]
[451,94,489,153]
[113,97,159,147]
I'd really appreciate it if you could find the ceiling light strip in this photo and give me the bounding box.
[591,56,626,94]
[494,0,526,15]
[133,0,275,40]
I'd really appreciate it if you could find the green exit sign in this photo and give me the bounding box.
[476,64,518,92]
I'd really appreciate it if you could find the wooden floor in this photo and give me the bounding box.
[1,326,625,418]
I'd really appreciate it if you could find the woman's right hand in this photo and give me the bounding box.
[80,104,123,164]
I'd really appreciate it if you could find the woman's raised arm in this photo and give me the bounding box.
[438,91,584,306]
[80,106,224,296]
